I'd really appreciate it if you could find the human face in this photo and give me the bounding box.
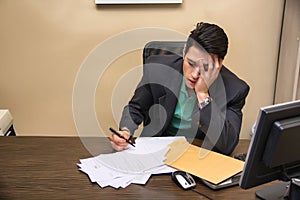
[183,46,215,89]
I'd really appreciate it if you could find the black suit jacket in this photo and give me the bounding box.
[120,55,250,155]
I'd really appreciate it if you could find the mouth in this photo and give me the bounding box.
[187,78,196,88]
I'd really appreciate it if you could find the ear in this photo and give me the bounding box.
[218,58,224,70]
[182,44,186,58]
[212,54,223,70]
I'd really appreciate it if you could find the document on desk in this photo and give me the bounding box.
[78,137,184,188]
[164,138,245,185]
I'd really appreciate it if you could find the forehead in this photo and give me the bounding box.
[185,45,212,61]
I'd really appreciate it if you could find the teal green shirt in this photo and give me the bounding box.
[164,78,197,136]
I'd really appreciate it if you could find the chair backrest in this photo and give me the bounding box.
[142,41,185,64]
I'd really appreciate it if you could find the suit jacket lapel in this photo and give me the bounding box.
[157,61,183,133]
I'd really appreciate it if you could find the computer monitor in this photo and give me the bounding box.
[240,100,300,199]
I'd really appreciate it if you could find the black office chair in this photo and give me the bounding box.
[142,41,185,64]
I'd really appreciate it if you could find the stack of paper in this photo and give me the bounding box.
[78,137,184,188]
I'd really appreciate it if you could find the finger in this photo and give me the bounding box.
[119,131,130,140]
[208,55,216,70]
[203,63,209,72]
[205,55,219,74]
[111,134,127,145]
[112,143,128,151]
[111,130,130,141]
[110,141,128,151]
[201,57,214,73]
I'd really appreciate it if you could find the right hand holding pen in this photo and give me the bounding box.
[109,130,131,151]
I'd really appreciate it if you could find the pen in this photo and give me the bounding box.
[109,127,135,147]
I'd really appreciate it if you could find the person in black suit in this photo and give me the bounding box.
[110,22,250,155]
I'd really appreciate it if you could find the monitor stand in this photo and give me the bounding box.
[256,179,300,200]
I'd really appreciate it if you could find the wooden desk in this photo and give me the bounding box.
[0,137,269,199]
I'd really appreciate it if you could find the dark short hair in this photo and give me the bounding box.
[185,22,228,59]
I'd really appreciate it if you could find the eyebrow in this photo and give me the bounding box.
[186,57,197,65]
[186,56,206,64]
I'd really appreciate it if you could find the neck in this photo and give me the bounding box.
[186,86,195,97]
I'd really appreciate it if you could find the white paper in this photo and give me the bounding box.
[78,136,185,188]
[96,147,169,174]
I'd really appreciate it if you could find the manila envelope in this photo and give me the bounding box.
[164,138,244,184]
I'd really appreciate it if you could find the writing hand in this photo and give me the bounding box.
[109,129,131,151]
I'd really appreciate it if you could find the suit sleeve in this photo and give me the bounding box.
[119,73,154,135]
[199,80,250,155]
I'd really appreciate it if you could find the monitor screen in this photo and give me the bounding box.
[239,100,300,199]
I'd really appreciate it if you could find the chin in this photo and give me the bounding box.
[187,82,195,89]
[186,83,195,90]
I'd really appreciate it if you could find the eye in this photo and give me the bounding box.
[188,61,197,68]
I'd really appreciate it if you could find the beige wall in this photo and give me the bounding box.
[275,0,300,103]
[0,0,284,139]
